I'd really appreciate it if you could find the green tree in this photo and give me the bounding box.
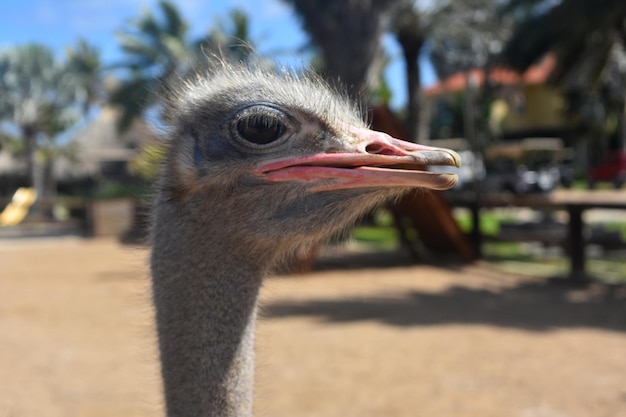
[111,1,256,131]
[502,0,626,154]
[0,42,100,200]
[111,0,193,131]
[65,40,103,114]
[502,0,626,75]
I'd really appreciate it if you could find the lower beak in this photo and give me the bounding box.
[256,126,460,192]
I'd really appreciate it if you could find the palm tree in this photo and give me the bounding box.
[110,0,192,130]
[0,44,59,190]
[284,0,405,99]
[204,9,255,63]
[111,1,256,131]
[64,40,103,114]
[391,2,426,141]
[0,42,100,205]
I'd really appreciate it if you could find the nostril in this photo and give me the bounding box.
[365,143,399,156]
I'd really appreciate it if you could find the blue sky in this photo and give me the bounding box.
[1,0,437,108]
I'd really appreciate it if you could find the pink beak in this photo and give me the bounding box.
[256,125,460,192]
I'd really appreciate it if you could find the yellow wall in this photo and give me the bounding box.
[491,84,573,134]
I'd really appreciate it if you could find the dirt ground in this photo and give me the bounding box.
[1,238,625,417]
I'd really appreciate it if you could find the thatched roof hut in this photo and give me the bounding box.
[0,107,162,196]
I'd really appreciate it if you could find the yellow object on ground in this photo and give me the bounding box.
[0,188,37,226]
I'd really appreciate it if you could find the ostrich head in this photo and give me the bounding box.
[157,62,460,267]
[150,61,461,417]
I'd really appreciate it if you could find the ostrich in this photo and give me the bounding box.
[150,61,460,417]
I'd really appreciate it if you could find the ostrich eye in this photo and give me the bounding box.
[236,112,287,145]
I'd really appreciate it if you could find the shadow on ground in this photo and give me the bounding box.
[265,272,626,333]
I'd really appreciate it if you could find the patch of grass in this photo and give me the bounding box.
[604,222,626,240]
[456,215,499,235]
[482,242,528,259]
[352,226,398,242]
[371,209,395,227]
[351,209,399,248]
[454,211,513,236]
[352,226,399,250]
[587,259,626,283]
[569,179,623,190]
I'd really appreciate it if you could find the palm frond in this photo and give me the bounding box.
[160,0,188,38]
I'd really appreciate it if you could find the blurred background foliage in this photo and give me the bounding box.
[1,0,625,193]
[1,0,625,280]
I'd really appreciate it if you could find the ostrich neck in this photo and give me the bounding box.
[150,197,264,417]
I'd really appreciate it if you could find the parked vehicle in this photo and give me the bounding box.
[482,138,566,194]
[430,137,570,194]
[483,157,560,194]
[588,151,626,189]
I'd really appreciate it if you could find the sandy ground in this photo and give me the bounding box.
[1,238,625,417]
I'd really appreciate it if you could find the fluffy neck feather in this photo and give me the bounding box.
[151,191,266,417]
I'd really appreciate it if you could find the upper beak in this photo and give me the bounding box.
[256,125,460,192]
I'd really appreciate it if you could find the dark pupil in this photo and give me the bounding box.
[237,114,286,145]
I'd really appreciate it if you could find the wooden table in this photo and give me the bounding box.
[446,190,626,281]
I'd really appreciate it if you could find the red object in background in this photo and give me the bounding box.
[589,151,626,189]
